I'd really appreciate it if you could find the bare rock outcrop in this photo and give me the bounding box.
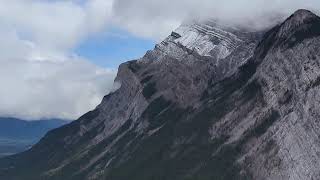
[1,9,320,180]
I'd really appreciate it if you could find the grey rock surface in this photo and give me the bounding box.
[1,9,320,180]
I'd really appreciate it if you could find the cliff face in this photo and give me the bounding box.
[1,9,320,180]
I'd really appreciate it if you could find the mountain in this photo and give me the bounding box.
[0,118,69,157]
[1,9,320,180]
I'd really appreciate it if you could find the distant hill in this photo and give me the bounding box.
[3,9,320,180]
[0,118,69,157]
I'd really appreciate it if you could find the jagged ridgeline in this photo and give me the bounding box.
[1,9,320,180]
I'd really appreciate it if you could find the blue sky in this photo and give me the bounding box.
[76,28,155,68]
[0,0,162,120]
[1,0,316,120]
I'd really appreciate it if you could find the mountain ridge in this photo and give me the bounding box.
[0,117,69,157]
[1,9,320,180]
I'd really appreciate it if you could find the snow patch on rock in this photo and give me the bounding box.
[172,21,244,59]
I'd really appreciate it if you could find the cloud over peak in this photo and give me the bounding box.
[0,0,319,120]
[112,0,320,40]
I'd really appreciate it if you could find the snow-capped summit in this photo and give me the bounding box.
[4,9,320,180]
[148,18,261,72]
[158,19,260,61]
[171,20,244,59]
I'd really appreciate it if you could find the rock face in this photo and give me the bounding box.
[1,9,320,180]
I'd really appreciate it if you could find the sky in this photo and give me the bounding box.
[75,27,155,68]
[0,0,320,120]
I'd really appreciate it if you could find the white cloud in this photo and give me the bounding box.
[0,0,320,120]
[0,0,113,51]
[112,0,320,40]
[0,0,117,120]
[0,56,117,120]
[0,29,119,120]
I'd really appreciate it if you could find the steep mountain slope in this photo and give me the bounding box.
[1,9,320,180]
[0,118,68,157]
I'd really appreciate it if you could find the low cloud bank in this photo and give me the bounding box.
[112,0,320,40]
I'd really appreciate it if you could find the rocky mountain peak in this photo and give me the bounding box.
[2,10,320,180]
[155,19,260,61]
[290,9,318,23]
[276,9,320,41]
[255,9,320,60]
